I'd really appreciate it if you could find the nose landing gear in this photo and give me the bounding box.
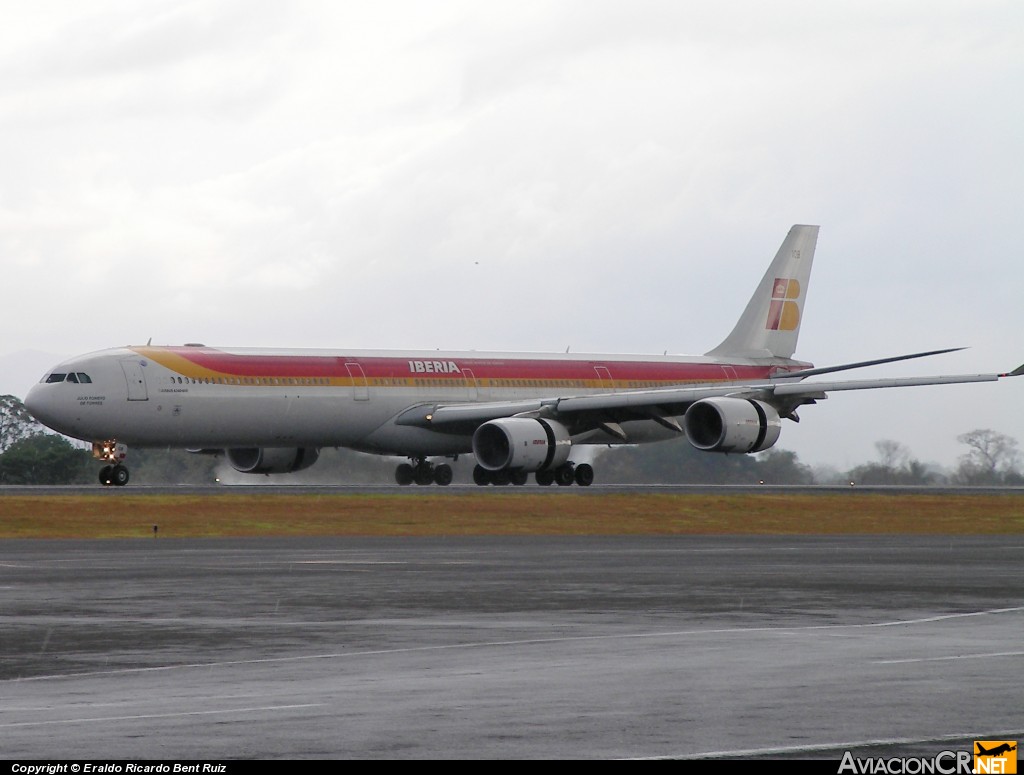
[94,440,130,487]
[99,464,130,487]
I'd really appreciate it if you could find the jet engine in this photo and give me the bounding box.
[683,397,781,453]
[225,447,321,474]
[472,418,571,472]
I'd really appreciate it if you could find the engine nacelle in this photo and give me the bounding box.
[225,447,320,474]
[683,397,781,453]
[473,418,571,472]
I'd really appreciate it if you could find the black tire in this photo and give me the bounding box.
[472,465,491,486]
[574,463,594,487]
[99,466,113,486]
[112,465,130,487]
[555,465,575,486]
[510,469,528,486]
[491,470,511,486]
[535,469,555,486]
[395,463,415,485]
[414,465,434,486]
[434,464,453,486]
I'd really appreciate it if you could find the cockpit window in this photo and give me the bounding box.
[41,371,91,384]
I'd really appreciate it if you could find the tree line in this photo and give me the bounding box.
[1,394,1021,486]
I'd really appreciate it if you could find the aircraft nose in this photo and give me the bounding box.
[24,382,57,428]
[24,382,44,416]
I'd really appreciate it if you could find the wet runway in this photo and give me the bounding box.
[2,535,1022,759]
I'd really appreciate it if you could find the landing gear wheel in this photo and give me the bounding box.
[555,465,575,486]
[395,463,415,485]
[99,466,114,486]
[111,464,129,487]
[433,464,453,486]
[491,469,511,486]
[473,465,491,486]
[535,469,555,486]
[510,469,528,486]
[574,463,594,487]
[414,463,434,486]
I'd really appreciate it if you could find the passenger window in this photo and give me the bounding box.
[45,373,66,383]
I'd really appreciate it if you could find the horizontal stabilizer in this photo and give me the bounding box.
[1005,363,1024,377]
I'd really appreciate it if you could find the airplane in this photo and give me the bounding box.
[976,743,1016,757]
[24,225,1022,487]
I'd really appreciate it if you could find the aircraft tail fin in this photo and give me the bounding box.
[706,224,819,360]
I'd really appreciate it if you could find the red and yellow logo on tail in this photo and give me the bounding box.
[766,277,801,331]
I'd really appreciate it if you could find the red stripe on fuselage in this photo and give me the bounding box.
[136,346,793,384]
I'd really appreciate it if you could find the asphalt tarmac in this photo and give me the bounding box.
[1,535,1022,759]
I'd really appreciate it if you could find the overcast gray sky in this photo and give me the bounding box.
[2,0,1022,469]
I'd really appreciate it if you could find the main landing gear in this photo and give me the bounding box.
[393,458,595,487]
[474,462,593,487]
[395,458,454,486]
[93,440,130,487]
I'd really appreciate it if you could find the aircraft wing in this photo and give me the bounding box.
[398,365,1022,437]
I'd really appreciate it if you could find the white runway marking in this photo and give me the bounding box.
[876,650,1024,664]
[634,728,1024,759]
[7,606,1022,683]
[859,607,1024,627]
[0,703,325,729]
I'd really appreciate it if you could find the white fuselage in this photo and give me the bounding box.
[25,344,793,456]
